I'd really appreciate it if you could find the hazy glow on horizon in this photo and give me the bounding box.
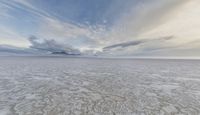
[0,0,200,57]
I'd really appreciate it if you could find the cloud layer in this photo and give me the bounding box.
[0,0,200,57]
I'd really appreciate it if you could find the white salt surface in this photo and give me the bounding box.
[0,57,200,115]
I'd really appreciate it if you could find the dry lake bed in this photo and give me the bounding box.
[0,57,200,115]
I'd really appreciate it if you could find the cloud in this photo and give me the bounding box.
[0,0,104,51]
[29,36,81,55]
[0,4,13,19]
[96,0,200,57]
[2,0,52,19]
[0,45,27,53]
[102,36,173,53]
[37,17,108,52]
[0,26,30,47]
[103,0,189,43]
[141,0,200,41]
[0,35,81,56]
[103,41,143,51]
[0,0,200,57]
[0,44,43,56]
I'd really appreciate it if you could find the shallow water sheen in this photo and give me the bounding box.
[0,57,200,115]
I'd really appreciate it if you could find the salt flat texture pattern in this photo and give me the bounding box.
[0,57,200,115]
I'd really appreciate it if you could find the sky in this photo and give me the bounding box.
[0,0,200,57]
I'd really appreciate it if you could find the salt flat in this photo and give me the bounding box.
[0,57,200,115]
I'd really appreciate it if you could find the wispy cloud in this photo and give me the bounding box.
[2,0,52,19]
[1,0,107,52]
[0,0,200,57]
[0,26,30,47]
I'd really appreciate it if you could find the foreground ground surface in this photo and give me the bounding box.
[0,57,200,115]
